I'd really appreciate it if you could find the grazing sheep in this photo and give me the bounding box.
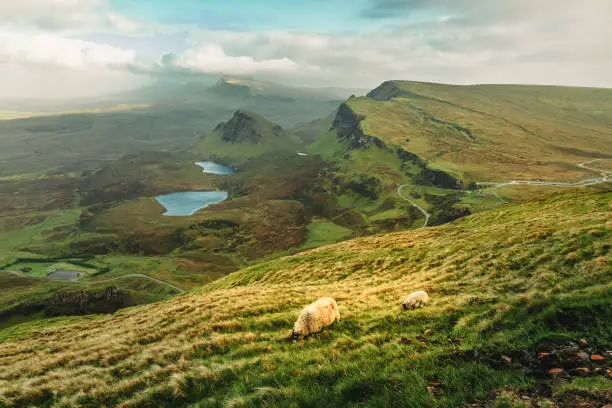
[292,297,340,339]
[401,291,429,310]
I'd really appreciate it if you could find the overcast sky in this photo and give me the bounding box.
[1,0,611,99]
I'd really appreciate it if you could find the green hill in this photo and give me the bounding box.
[0,191,609,407]
[195,111,304,162]
[343,81,612,182]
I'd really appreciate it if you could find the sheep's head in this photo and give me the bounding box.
[330,302,340,321]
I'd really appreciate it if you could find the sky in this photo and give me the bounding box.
[0,0,611,99]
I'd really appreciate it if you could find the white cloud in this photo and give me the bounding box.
[0,28,147,99]
[0,29,137,69]
[166,44,301,75]
[173,0,612,89]
[0,0,106,31]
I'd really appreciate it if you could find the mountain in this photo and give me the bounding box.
[0,77,342,176]
[1,190,609,406]
[341,81,612,182]
[195,110,304,162]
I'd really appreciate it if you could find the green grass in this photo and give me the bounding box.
[302,218,354,249]
[0,191,609,407]
[0,209,82,266]
[4,261,95,278]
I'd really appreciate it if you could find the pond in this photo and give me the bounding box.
[195,161,235,175]
[156,191,229,216]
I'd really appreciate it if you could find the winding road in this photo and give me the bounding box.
[396,185,431,228]
[396,160,611,229]
[0,270,185,294]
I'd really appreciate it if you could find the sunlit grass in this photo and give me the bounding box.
[0,191,609,407]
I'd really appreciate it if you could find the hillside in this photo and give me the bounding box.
[0,191,609,407]
[343,81,612,182]
[195,111,304,162]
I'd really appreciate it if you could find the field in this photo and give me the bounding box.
[0,191,609,407]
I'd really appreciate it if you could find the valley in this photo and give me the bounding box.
[0,77,610,407]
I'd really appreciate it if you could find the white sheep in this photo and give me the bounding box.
[401,291,429,310]
[292,297,340,339]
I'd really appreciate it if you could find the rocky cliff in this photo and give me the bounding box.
[215,110,285,144]
[331,102,386,150]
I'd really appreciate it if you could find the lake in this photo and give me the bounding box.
[195,161,235,175]
[156,191,229,216]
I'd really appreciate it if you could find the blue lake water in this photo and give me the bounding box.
[156,191,229,216]
[195,161,235,175]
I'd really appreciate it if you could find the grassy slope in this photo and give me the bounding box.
[0,191,609,407]
[353,82,612,181]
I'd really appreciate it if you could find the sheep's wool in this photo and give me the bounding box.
[293,297,340,337]
[402,291,429,310]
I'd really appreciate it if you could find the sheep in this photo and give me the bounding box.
[292,297,340,339]
[401,291,429,310]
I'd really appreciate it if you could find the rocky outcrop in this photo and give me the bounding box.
[0,286,134,325]
[216,111,284,144]
[46,286,135,316]
[367,81,415,101]
[418,169,462,189]
[331,103,386,150]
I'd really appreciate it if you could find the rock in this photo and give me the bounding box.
[579,338,588,345]
[548,368,564,375]
[502,355,513,364]
[424,329,434,336]
[538,352,551,358]
[574,367,590,374]
[576,352,588,360]
[590,354,606,361]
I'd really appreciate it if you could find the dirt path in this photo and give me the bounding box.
[396,160,610,229]
[86,274,185,294]
[0,270,185,294]
[396,185,431,228]
[478,159,611,190]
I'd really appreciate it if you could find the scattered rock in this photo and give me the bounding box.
[549,368,565,375]
[502,355,513,364]
[577,352,588,360]
[538,352,551,358]
[590,354,606,361]
[424,329,434,336]
[579,338,588,346]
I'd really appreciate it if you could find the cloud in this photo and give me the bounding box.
[1,0,612,100]
[0,28,147,99]
[0,0,107,31]
[0,29,138,69]
[163,44,301,76]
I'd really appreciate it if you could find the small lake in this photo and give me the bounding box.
[156,191,229,216]
[195,161,235,175]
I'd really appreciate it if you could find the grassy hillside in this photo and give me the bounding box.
[351,81,612,181]
[0,191,609,407]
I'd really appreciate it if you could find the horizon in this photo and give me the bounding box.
[1,0,611,99]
